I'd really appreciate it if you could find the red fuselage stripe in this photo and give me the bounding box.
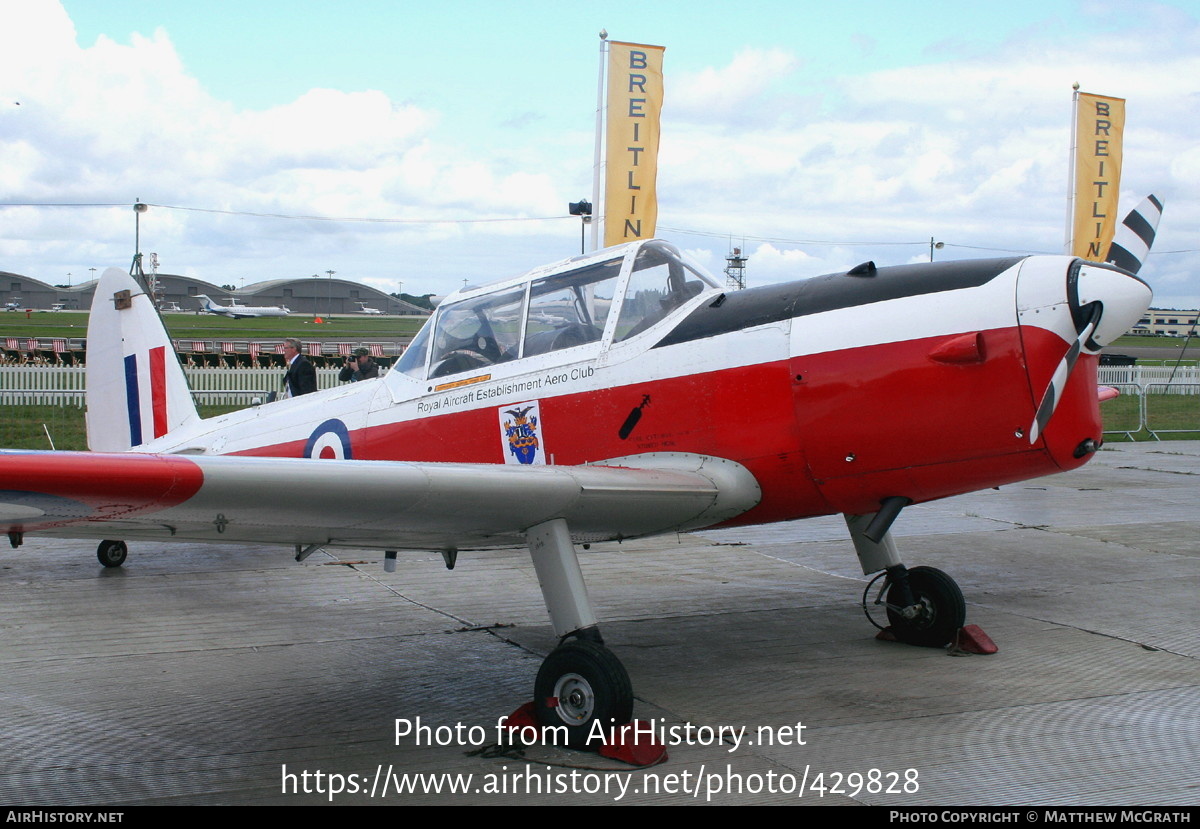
[235,326,1098,524]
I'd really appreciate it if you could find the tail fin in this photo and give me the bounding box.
[1106,194,1163,275]
[86,268,200,451]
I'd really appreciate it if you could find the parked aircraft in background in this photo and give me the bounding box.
[356,302,383,315]
[0,231,1155,747]
[195,294,290,319]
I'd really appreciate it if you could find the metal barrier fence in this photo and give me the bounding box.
[1142,383,1200,438]
[1095,368,1200,439]
[1098,365,1200,389]
[1098,383,1145,440]
[1097,383,1200,440]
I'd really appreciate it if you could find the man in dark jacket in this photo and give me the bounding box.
[282,338,317,397]
[339,347,380,383]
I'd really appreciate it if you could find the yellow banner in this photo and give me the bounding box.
[1072,92,1125,259]
[604,41,664,248]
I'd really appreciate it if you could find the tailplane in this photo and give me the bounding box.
[86,268,200,451]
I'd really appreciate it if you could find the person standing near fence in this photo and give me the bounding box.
[281,338,317,398]
[338,347,379,383]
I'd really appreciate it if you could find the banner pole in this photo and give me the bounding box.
[591,30,608,252]
[1065,82,1079,255]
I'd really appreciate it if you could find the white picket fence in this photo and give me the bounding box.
[185,366,348,404]
[0,364,353,406]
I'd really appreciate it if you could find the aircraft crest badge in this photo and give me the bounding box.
[499,401,544,465]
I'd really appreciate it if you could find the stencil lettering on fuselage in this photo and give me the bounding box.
[304,419,353,460]
[499,401,544,465]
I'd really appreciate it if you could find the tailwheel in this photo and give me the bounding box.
[534,639,633,750]
[865,565,965,648]
[97,539,128,568]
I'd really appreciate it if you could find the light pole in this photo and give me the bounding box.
[325,270,335,317]
[569,199,592,255]
[930,237,944,262]
[134,200,148,261]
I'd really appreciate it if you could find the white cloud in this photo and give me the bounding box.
[0,2,576,294]
[1,2,1196,303]
[671,48,801,123]
[652,14,1200,302]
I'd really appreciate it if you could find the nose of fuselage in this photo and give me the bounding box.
[1015,256,1153,465]
[1074,262,1153,349]
[1016,256,1153,354]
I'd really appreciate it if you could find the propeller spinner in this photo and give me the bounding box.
[1027,261,1152,444]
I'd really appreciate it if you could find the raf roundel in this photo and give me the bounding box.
[304,419,353,460]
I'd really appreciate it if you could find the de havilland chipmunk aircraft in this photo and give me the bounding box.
[0,230,1155,746]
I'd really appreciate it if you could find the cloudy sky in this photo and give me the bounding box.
[2,0,1197,306]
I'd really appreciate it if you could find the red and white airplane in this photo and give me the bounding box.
[0,234,1153,746]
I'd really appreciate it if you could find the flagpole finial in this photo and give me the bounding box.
[599,29,608,40]
[1072,81,1080,91]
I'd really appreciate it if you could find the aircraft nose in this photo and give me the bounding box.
[1076,263,1152,348]
[1015,256,1154,452]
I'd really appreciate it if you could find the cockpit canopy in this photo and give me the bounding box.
[394,240,720,381]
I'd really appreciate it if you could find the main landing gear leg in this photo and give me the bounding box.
[526,518,633,749]
[845,509,966,648]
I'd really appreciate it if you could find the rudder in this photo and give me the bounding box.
[86,268,199,451]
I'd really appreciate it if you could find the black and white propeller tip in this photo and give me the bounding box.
[1106,194,1163,276]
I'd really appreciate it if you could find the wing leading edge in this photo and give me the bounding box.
[0,451,760,551]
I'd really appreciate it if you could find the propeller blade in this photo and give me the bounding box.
[1029,304,1101,444]
[1106,194,1163,276]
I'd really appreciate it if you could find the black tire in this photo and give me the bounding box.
[534,639,633,750]
[886,565,965,647]
[97,539,128,568]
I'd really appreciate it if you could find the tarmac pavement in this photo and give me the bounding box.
[1,441,1197,806]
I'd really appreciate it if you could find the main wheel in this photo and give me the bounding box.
[97,539,128,568]
[886,565,965,647]
[534,639,633,750]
